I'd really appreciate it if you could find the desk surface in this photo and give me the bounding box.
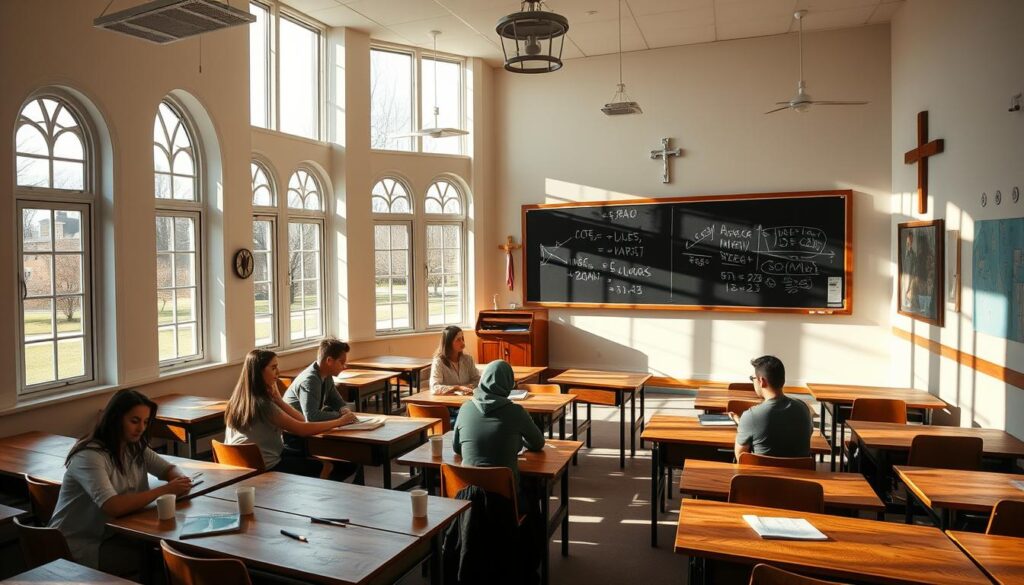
[848,420,1024,458]
[152,394,227,424]
[109,495,422,585]
[640,414,831,455]
[314,415,436,445]
[1,558,136,585]
[680,459,884,511]
[674,499,990,585]
[894,465,1024,512]
[205,471,467,539]
[806,383,948,409]
[347,356,433,371]
[402,389,574,414]
[547,368,652,389]
[0,431,76,457]
[333,368,402,387]
[396,431,582,479]
[947,530,1024,585]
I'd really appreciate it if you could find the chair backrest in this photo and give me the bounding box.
[727,382,756,391]
[440,463,519,521]
[986,499,1024,537]
[737,452,816,471]
[729,475,824,514]
[727,399,761,417]
[277,378,292,393]
[211,440,266,472]
[850,398,907,424]
[907,434,983,471]
[406,403,451,435]
[749,563,846,585]
[519,383,560,394]
[162,540,252,585]
[23,474,61,525]
[13,516,72,569]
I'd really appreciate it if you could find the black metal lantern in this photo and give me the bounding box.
[496,1,569,74]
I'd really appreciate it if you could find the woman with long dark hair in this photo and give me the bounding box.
[49,389,193,570]
[224,348,355,476]
[429,325,480,395]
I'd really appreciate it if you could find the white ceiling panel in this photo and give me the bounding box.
[799,0,882,10]
[627,0,714,17]
[714,0,799,24]
[546,0,622,24]
[568,17,648,56]
[640,21,717,48]
[800,6,875,30]
[457,6,519,37]
[308,5,379,29]
[386,16,481,47]
[437,34,503,60]
[716,15,793,40]
[868,1,903,23]
[282,0,343,14]
[343,0,450,26]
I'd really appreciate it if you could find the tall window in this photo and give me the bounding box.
[154,101,203,366]
[372,178,413,332]
[425,179,465,325]
[252,161,276,347]
[287,169,324,341]
[370,48,413,152]
[15,96,95,393]
[280,15,320,139]
[249,1,270,128]
[421,57,463,155]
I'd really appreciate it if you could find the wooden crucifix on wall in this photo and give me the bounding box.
[904,110,944,214]
[498,235,522,291]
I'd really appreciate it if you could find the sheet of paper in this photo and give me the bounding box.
[743,515,828,541]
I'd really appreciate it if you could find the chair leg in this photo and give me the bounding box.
[586,404,592,448]
[318,460,334,480]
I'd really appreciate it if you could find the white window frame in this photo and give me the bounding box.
[422,178,467,329]
[249,0,273,129]
[252,158,278,348]
[253,215,277,348]
[286,217,326,343]
[373,220,415,334]
[285,167,327,344]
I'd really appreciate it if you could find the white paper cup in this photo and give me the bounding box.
[237,486,255,515]
[410,489,428,518]
[156,493,176,521]
[429,436,443,458]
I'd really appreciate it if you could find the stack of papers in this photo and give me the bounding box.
[743,515,828,541]
[179,513,241,539]
[1010,480,1024,491]
[508,390,530,401]
[339,416,385,431]
[698,414,736,426]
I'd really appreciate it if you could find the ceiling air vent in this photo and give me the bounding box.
[94,0,255,44]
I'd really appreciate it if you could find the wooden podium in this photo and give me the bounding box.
[475,309,548,367]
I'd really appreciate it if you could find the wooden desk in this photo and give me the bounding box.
[947,530,1024,585]
[334,369,401,414]
[150,394,227,458]
[397,431,582,585]
[1,558,136,584]
[694,388,759,413]
[306,415,435,490]
[0,431,76,456]
[402,390,575,439]
[641,414,830,547]
[0,503,26,525]
[895,465,1024,529]
[109,495,426,585]
[807,383,948,470]
[680,459,884,513]
[675,499,990,585]
[546,368,651,468]
[346,356,434,412]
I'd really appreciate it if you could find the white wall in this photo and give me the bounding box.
[494,25,893,385]
[890,0,1024,434]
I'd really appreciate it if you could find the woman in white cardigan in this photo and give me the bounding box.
[429,325,481,395]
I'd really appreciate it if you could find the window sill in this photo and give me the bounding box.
[351,329,453,344]
[370,149,471,161]
[252,126,329,148]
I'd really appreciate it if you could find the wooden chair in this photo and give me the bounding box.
[986,499,1024,537]
[407,403,451,436]
[842,398,907,469]
[161,540,252,585]
[737,452,816,471]
[726,399,761,417]
[519,384,565,438]
[728,475,824,514]
[749,563,848,585]
[907,435,983,471]
[566,387,616,449]
[211,440,266,472]
[728,382,756,391]
[24,474,61,525]
[13,516,72,569]
[440,463,522,524]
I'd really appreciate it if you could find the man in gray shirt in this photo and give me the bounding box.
[731,355,813,460]
[284,337,352,422]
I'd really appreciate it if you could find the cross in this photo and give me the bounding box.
[498,236,522,291]
[903,111,944,214]
[650,137,682,184]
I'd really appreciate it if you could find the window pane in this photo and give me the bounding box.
[56,337,85,379]
[253,218,275,347]
[154,101,197,201]
[16,125,47,156]
[16,156,48,188]
[174,253,194,287]
[174,217,195,251]
[175,288,195,322]
[255,314,273,347]
[305,309,322,337]
[53,165,83,194]
[23,298,53,340]
[54,255,82,294]
[55,296,83,336]
[17,97,88,190]
[23,209,52,251]
[370,49,413,151]
[422,57,463,155]
[157,290,175,324]
[249,2,270,128]
[280,16,319,140]
[158,326,176,361]
[157,215,200,364]
[54,210,82,251]
[177,323,197,357]
[289,312,304,340]
[24,341,55,386]
[53,131,84,160]
[251,162,275,206]
[23,254,53,297]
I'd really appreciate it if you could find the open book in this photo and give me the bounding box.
[179,513,241,540]
[743,515,827,541]
[698,413,736,426]
[508,390,530,401]
[337,416,385,431]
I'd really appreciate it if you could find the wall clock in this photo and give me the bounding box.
[233,248,254,279]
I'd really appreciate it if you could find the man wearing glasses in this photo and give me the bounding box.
[730,355,813,461]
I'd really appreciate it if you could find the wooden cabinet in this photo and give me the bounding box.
[475,309,548,367]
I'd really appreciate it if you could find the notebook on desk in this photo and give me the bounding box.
[743,515,827,541]
[338,416,385,431]
[179,513,241,539]
[508,390,530,401]
[698,414,736,426]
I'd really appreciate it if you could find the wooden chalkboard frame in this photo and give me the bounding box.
[521,189,854,315]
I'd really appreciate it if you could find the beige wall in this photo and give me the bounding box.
[890,0,1024,434]
[494,25,894,385]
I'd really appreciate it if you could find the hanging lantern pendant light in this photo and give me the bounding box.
[496,0,569,74]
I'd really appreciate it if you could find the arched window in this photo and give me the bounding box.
[251,161,275,207]
[371,176,414,332]
[252,160,277,347]
[154,99,203,366]
[286,167,325,341]
[424,178,465,326]
[15,94,95,393]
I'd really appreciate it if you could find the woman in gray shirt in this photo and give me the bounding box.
[430,326,481,395]
[49,389,194,570]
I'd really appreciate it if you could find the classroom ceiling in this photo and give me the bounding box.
[284,0,904,64]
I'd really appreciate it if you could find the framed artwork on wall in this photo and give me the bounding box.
[946,229,960,313]
[897,219,944,326]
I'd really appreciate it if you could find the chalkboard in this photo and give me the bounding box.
[523,190,852,314]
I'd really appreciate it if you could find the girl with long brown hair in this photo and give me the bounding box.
[429,325,481,395]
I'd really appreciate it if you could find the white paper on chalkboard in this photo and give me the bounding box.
[827,277,842,304]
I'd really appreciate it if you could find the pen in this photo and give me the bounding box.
[189,480,204,489]
[311,517,349,527]
[280,529,308,542]
[190,472,204,480]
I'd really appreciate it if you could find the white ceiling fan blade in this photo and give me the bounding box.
[764,105,791,114]
[809,100,869,106]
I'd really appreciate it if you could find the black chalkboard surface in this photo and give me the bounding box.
[523,190,852,314]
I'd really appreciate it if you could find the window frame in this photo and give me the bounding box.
[154,210,204,367]
[423,178,467,329]
[373,220,415,334]
[251,159,278,348]
[249,0,273,130]
[284,166,327,344]
[253,215,277,348]
[286,217,326,343]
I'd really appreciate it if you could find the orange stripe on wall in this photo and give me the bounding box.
[892,326,1024,390]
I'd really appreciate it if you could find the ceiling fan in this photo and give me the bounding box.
[765,10,868,114]
[396,30,468,139]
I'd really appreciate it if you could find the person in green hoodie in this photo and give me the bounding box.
[452,359,545,483]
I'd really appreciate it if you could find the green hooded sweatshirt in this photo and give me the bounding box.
[452,360,545,481]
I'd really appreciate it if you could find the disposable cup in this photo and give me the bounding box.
[237,486,256,515]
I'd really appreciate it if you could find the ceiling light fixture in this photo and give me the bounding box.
[601,0,642,116]
[496,1,569,74]
[396,31,468,139]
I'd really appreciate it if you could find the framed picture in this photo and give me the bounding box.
[946,229,960,313]
[897,219,944,326]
